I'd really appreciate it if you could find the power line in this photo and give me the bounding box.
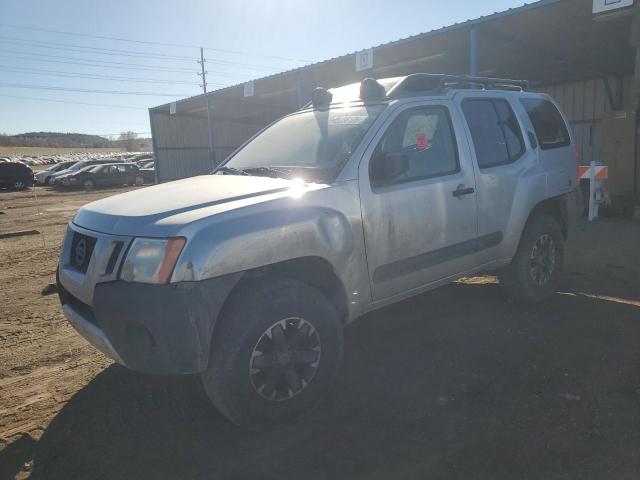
[0,93,148,109]
[0,82,191,97]
[0,66,212,86]
[0,54,201,74]
[0,49,199,73]
[0,35,196,62]
[0,23,310,63]
[0,50,265,79]
[0,115,148,126]
[0,35,285,71]
[0,38,197,62]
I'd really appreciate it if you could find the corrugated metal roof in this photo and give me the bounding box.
[152,0,563,110]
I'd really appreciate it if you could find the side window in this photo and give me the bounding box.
[520,98,570,150]
[462,98,525,168]
[116,165,127,173]
[371,106,458,187]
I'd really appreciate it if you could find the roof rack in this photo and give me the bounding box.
[386,73,529,98]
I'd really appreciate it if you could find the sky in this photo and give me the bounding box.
[0,0,527,137]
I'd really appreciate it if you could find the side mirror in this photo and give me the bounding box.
[527,131,538,149]
[370,152,409,185]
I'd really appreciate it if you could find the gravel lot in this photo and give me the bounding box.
[1,186,639,480]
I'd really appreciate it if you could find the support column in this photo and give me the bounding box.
[470,28,478,77]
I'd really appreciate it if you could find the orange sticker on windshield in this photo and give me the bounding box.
[416,133,430,151]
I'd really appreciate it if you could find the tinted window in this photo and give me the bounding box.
[520,98,570,150]
[462,98,525,168]
[371,106,458,187]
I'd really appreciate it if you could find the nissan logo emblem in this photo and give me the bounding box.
[74,238,87,266]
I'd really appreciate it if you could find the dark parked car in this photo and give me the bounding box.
[135,159,154,168]
[0,162,34,190]
[140,166,155,184]
[59,163,144,190]
[49,158,126,185]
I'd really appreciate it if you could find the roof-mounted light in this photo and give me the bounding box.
[311,87,333,109]
[359,78,386,101]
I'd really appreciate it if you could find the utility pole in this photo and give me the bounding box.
[198,47,215,167]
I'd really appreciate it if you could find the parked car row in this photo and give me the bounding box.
[0,154,155,191]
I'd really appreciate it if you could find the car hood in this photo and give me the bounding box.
[73,174,325,236]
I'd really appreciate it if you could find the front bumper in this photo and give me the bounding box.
[58,275,240,374]
[57,223,241,375]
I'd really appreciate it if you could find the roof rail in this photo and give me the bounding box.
[386,73,529,98]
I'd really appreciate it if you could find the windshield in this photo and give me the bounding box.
[222,105,386,183]
[68,161,91,172]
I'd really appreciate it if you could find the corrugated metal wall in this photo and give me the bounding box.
[151,112,213,183]
[537,75,634,165]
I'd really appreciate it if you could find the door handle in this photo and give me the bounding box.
[452,184,475,198]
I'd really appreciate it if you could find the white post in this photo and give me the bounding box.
[588,160,597,221]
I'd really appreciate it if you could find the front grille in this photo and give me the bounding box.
[69,232,97,273]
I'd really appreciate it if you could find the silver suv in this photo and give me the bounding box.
[57,74,581,428]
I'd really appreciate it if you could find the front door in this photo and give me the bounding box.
[359,101,478,300]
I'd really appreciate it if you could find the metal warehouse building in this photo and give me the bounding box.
[150,0,640,207]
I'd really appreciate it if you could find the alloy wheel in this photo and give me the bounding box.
[530,234,556,286]
[249,317,321,402]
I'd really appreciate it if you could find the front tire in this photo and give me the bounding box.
[13,180,25,190]
[82,179,95,191]
[498,214,564,303]
[201,277,343,430]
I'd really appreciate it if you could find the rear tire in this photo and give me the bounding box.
[13,180,25,191]
[498,214,564,303]
[201,277,343,430]
[82,179,95,191]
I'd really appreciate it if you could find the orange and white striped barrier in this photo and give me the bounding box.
[578,165,608,180]
[581,162,609,221]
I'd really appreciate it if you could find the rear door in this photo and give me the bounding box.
[454,93,535,263]
[99,165,118,186]
[359,100,479,300]
[124,164,137,184]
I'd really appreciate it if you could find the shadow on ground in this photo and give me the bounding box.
[4,281,640,480]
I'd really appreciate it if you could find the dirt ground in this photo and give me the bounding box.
[1,186,639,480]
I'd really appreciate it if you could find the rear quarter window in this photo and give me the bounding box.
[520,98,571,150]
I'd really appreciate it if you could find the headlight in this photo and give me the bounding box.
[120,237,185,284]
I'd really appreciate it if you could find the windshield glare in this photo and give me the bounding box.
[223,105,386,182]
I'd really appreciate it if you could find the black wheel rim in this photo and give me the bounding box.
[530,234,556,286]
[249,317,321,402]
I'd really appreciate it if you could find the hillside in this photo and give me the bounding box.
[0,132,151,151]
[0,131,109,148]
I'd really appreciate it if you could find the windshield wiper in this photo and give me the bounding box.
[214,166,249,176]
[241,166,292,179]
